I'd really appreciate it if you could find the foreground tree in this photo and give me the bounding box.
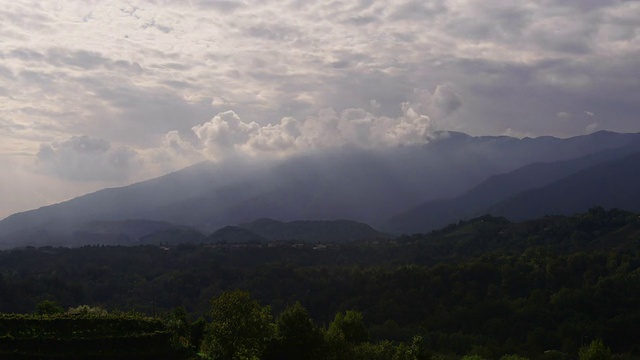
[201,290,274,360]
[323,310,370,359]
[264,301,323,360]
[327,310,369,344]
[578,339,611,360]
[35,300,64,315]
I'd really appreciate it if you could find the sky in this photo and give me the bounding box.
[1,0,639,219]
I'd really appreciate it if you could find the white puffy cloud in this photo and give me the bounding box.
[168,104,434,160]
[193,111,260,156]
[431,84,464,117]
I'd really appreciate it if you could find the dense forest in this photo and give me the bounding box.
[1,207,639,359]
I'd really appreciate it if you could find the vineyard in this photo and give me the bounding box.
[0,313,178,359]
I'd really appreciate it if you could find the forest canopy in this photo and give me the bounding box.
[0,208,639,359]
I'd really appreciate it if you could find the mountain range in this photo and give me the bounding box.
[1,130,640,248]
[388,137,640,233]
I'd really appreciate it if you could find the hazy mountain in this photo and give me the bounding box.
[138,227,207,245]
[191,218,384,245]
[487,151,640,220]
[0,219,195,248]
[387,140,640,234]
[1,130,639,248]
[208,226,267,244]
[237,218,386,243]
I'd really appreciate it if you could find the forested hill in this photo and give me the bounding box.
[1,208,639,358]
[235,218,387,243]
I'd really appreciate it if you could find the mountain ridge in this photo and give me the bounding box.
[386,139,640,233]
[487,151,640,220]
[2,130,640,248]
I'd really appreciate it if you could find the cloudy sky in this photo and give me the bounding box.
[1,0,639,219]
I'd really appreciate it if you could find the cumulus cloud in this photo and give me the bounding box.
[167,104,434,161]
[556,112,572,119]
[36,135,141,182]
[431,85,463,117]
[410,85,464,128]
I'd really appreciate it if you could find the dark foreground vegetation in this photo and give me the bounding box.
[1,207,639,359]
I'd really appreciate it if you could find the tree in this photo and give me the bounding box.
[500,355,529,360]
[67,304,108,316]
[578,339,611,360]
[35,300,64,315]
[461,355,487,360]
[201,290,274,360]
[351,340,395,360]
[323,310,370,360]
[265,301,323,360]
[164,306,191,350]
[394,336,424,360]
[327,310,369,344]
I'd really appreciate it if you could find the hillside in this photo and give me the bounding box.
[237,218,387,243]
[1,130,639,248]
[488,151,640,221]
[387,141,640,234]
[0,208,639,358]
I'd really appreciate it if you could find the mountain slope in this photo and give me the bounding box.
[208,226,267,244]
[1,131,639,248]
[488,151,640,220]
[387,140,640,234]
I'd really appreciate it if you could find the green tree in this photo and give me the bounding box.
[164,306,191,350]
[323,310,370,360]
[190,317,207,351]
[500,355,529,360]
[393,336,424,360]
[461,355,487,360]
[579,339,611,360]
[201,290,274,360]
[327,310,369,344]
[35,300,64,315]
[265,301,323,360]
[67,304,108,316]
[352,340,395,360]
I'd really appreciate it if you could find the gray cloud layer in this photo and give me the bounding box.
[1,0,639,217]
